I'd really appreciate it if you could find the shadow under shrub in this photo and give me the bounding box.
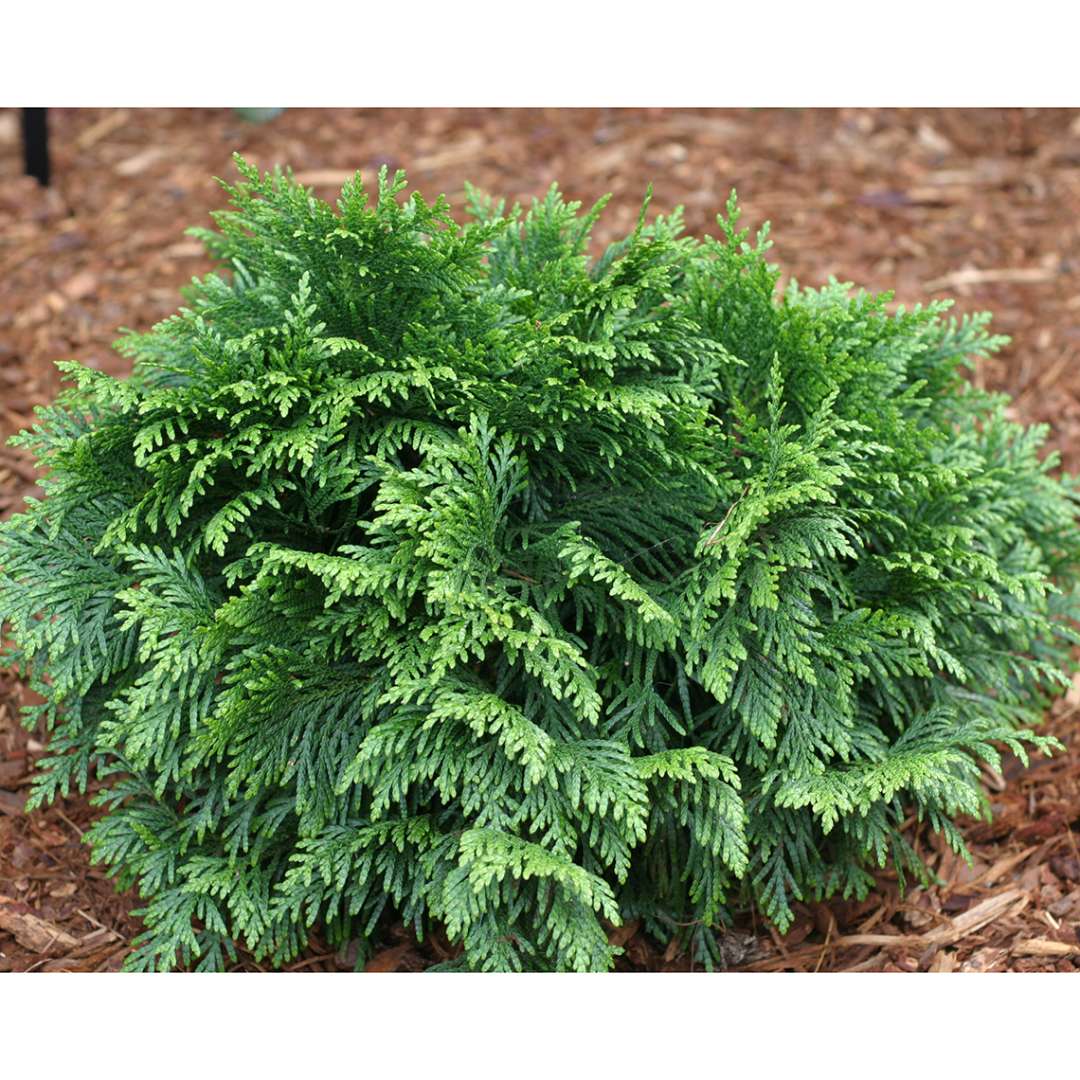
[2,156,1078,970]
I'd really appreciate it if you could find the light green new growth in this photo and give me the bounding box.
[2,156,1077,970]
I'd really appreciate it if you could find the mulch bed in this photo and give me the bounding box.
[2,106,1080,972]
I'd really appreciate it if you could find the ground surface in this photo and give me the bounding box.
[2,107,1080,972]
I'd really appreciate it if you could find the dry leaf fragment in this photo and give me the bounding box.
[363,942,412,972]
[607,918,641,950]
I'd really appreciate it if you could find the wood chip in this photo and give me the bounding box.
[164,240,206,258]
[924,888,1027,946]
[661,115,742,141]
[916,122,954,156]
[115,147,169,177]
[929,950,958,972]
[1012,938,1080,958]
[965,845,1038,890]
[923,164,1016,188]
[924,266,1059,291]
[39,957,87,972]
[61,270,98,302]
[68,926,121,959]
[0,898,79,953]
[74,109,130,151]
[292,169,359,188]
[0,760,26,786]
[1049,889,1080,918]
[412,134,489,173]
[833,932,921,948]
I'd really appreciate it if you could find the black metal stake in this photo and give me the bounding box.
[22,108,50,186]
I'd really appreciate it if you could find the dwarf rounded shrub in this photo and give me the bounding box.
[2,157,1078,971]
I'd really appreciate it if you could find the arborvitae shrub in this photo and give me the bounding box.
[2,156,1078,971]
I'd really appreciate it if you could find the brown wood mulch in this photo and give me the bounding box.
[1,107,1079,972]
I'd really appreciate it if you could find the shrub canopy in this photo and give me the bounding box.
[2,157,1077,970]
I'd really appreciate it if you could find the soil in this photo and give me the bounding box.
[2,107,1080,972]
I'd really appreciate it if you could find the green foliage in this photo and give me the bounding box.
[3,156,1079,971]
